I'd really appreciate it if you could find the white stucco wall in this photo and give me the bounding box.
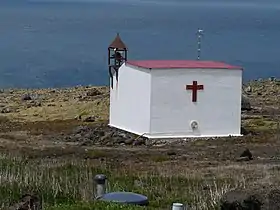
[109,64,151,135]
[149,68,242,138]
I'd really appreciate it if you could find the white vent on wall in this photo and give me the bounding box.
[190,120,198,130]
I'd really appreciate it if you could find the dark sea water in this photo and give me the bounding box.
[0,0,279,88]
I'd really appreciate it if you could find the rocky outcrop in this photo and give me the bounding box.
[86,88,102,97]
[241,95,252,111]
[8,194,41,210]
[62,125,147,146]
[236,148,253,162]
[220,185,280,210]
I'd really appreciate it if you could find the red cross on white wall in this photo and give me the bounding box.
[186,81,204,102]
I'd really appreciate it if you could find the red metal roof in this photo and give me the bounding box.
[126,60,242,70]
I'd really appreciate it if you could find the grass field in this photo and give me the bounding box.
[0,79,279,209]
[0,153,247,210]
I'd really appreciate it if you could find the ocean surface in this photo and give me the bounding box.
[0,0,279,88]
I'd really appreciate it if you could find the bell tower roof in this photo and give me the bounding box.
[108,33,127,49]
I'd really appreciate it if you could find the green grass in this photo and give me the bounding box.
[243,118,278,131]
[46,202,149,210]
[0,154,245,210]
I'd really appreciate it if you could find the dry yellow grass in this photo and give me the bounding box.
[0,78,278,126]
[0,86,109,122]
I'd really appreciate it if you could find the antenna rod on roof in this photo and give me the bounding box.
[197,28,203,60]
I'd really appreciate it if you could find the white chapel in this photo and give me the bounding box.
[107,33,243,139]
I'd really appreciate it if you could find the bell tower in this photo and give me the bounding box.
[108,33,128,88]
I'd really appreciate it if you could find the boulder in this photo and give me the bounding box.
[241,95,252,111]
[66,125,147,146]
[83,116,96,122]
[8,194,41,210]
[86,88,102,97]
[26,101,41,108]
[21,94,32,101]
[245,86,252,93]
[221,189,263,210]
[240,127,249,135]
[1,107,11,113]
[240,149,253,159]
[220,186,280,210]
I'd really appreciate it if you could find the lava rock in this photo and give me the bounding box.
[236,148,253,162]
[1,107,11,113]
[83,116,96,122]
[133,138,147,146]
[221,189,263,210]
[73,125,90,134]
[26,100,42,108]
[268,189,280,210]
[64,125,148,146]
[240,127,256,136]
[80,140,94,146]
[86,88,102,97]
[240,148,253,160]
[124,138,134,145]
[245,85,252,93]
[221,186,280,210]
[73,134,82,141]
[241,127,249,135]
[83,132,96,140]
[241,95,252,111]
[167,151,177,156]
[75,115,82,120]
[21,94,32,101]
[8,194,41,210]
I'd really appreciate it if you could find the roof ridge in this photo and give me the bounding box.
[126,60,242,70]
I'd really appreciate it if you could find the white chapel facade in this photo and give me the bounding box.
[107,34,243,139]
